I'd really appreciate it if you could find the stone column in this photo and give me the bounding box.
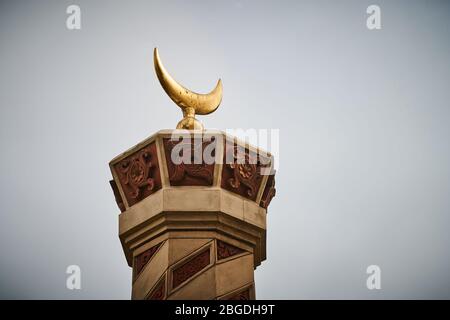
[109,130,276,300]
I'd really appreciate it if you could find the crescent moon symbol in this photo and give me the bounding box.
[153,48,223,116]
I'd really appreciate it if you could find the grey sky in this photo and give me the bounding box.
[1,0,450,299]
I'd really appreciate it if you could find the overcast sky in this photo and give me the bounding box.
[1,0,450,299]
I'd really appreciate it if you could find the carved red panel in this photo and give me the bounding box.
[260,174,276,209]
[163,138,215,186]
[226,288,251,300]
[172,248,210,289]
[217,240,245,260]
[134,243,161,280]
[147,276,166,300]
[221,140,267,201]
[113,142,162,207]
[109,180,125,212]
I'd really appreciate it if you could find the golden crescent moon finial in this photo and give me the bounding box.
[153,47,223,130]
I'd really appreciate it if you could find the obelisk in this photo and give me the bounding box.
[108,48,276,300]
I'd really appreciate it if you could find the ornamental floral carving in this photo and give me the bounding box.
[260,174,276,209]
[163,138,215,186]
[113,142,161,207]
[147,276,166,300]
[172,248,211,289]
[134,243,162,280]
[221,142,265,201]
[217,240,245,260]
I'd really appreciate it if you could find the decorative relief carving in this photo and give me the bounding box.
[134,243,162,280]
[147,276,166,300]
[113,142,161,207]
[225,288,251,300]
[163,138,215,186]
[260,174,276,209]
[221,141,267,201]
[217,240,245,260]
[172,248,210,289]
[109,180,125,212]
